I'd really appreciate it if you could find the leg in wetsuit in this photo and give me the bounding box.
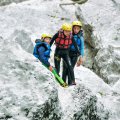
[62,51,78,85]
[54,48,75,85]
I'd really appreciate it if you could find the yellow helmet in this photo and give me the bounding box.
[62,23,72,31]
[41,33,52,39]
[72,21,82,27]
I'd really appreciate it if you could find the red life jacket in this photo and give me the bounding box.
[55,31,72,49]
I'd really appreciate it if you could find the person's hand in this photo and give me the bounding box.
[49,66,53,72]
[77,57,83,67]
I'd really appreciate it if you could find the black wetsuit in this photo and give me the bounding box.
[62,31,84,84]
[62,51,78,84]
[50,32,80,85]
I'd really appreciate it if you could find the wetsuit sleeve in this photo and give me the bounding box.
[80,36,84,57]
[72,37,80,55]
[38,47,50,67]
[50,32,59,47]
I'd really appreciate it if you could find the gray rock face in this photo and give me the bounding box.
[75,0,120,84]
[94,45,120,84]
[59,85,109,120]
[8,29,34,53]
[0,37,61,120]
[0,0,119,120]
[0,36,109,120]
[0,0,28,6]
[0,39,59,120]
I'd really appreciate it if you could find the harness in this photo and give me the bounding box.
[55,31,72,49]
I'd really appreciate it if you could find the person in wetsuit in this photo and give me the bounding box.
[50,23,80,85]
[33,33,53,71]
[62,21,84,84]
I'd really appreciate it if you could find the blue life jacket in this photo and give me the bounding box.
[33,40,51,60]
[70,30,84,56]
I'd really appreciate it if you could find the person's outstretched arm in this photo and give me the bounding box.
[50,32,59,47]
[77,35,84,66]
[80,36,84,57]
